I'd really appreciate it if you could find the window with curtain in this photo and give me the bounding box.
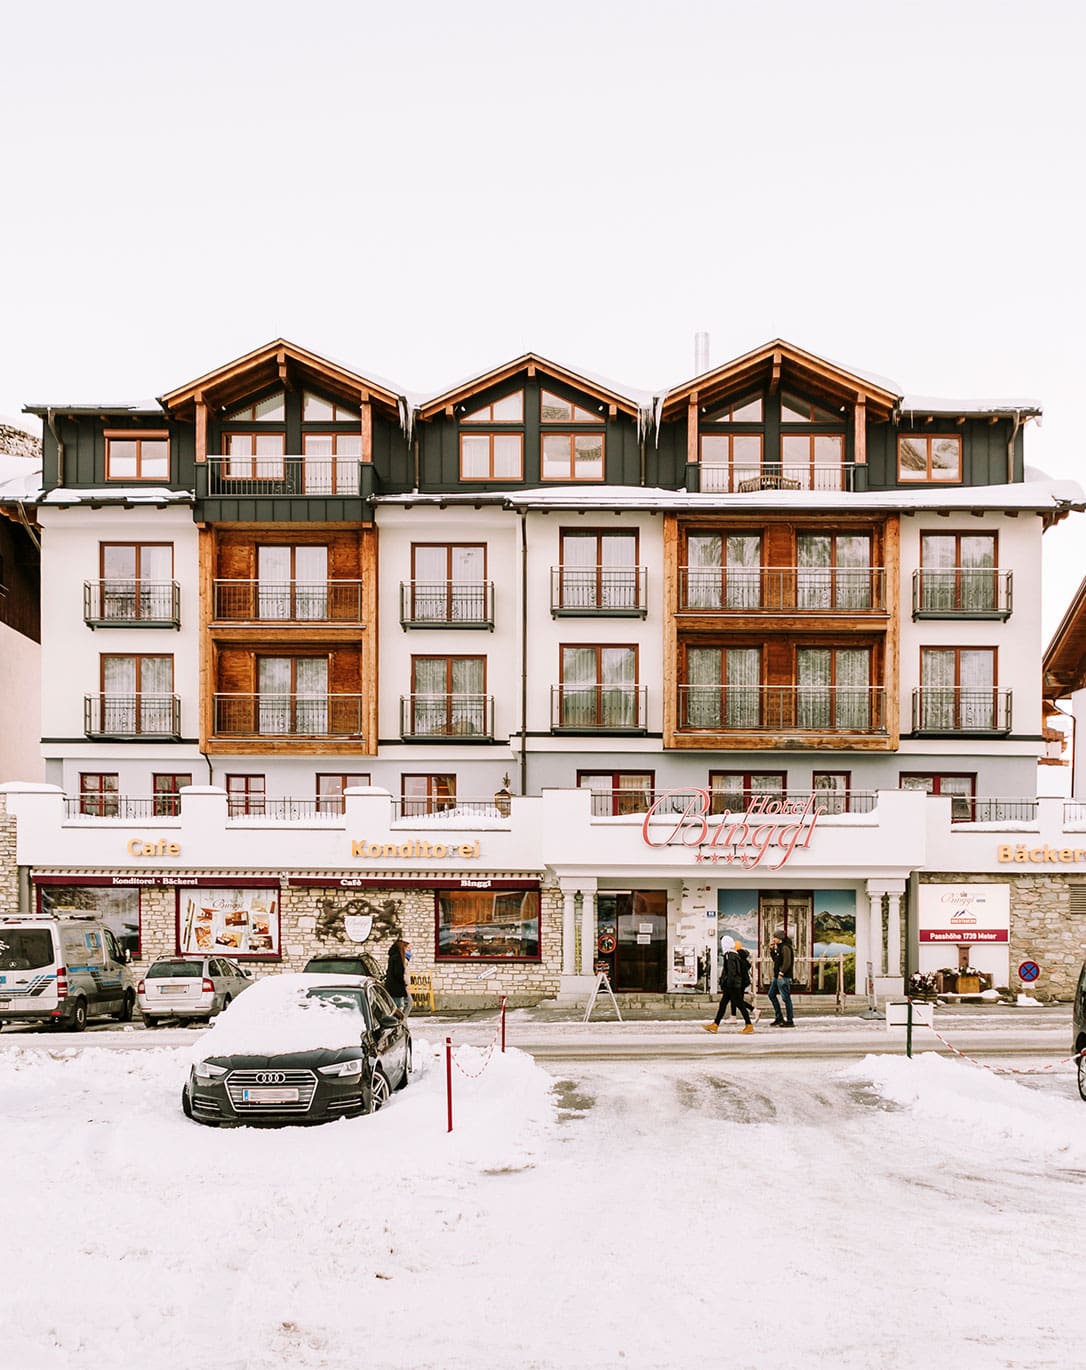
[683,647,760,728]
[920,648,995,730]
[900,772,976,821]
[302,432,361,494]
[797,534,871,611]
[709,771,785,814]
[797,647,871,730]
[559,646,637,729]
[577,771,655,816]
[223,432,286,480]
[101,655,174,733]
[100,543,173,620]
[411,545,486,622]
[684,534,762,609]
[812,772,850,815]
[559,531,639,610]
[412,657,485,735]
[699,434,762,491]
[401,773,457,816]
[258,656,328,735]
[780,434,845,490]
[919,534,997,612]
[257,546,328,621]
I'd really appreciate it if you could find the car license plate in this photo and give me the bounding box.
[242,1087,299,1104]
[0,998,12,1009]
[161,986,189,995]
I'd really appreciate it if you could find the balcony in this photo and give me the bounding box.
[911,688,1012,735]
[213,693,364,739]
[202,455,364,498]
[912,569,1013,620]
[213,580,364,623]
[550,566,648,617]
[550,685,648,734]
[64,795,184,819]
[84,694,182,739]
[699,463,857,494]
[399,694,495,741]
[399,581,494,629]
[583,786,879,817]
[227,798,350,820]
[679,566,885,614]
[677,685,887,735]
[83,581,181,629]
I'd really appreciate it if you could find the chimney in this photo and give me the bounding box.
[694,331,710,375]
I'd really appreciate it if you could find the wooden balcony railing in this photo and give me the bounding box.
[399,581,494,629]
[677,684,887,734]
[911,688,1012,735]
[550,685,647,733]
[679,566,885,613]
[83,581,181,628]
[912,569,1013,619]
[84,694,181,738]
[213,693,364,738]
[550,566,647,616]
[399,694,495,741]
[213,580,364,622]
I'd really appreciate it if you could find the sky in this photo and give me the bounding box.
[2,0,1084,633]
[1,1027,1083,1368]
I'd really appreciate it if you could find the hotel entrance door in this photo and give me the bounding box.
[596,891,667,992]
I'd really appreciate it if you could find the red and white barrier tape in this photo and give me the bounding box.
[921,1023,1085,1076]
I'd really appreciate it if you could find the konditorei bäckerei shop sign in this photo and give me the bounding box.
[918,884,1010,944]
[641,791,822,871]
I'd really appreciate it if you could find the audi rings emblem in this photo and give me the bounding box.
[256,1071,287,1084]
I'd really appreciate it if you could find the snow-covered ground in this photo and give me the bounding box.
[0,1030,1082,1370]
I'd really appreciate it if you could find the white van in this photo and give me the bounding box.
[0,913,137,1031]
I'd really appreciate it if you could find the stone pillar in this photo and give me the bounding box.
[579,887,597,976]
[887,887,904,979]
[866,886,885,981]
[561,886,577,976]
[866,878,907,1000]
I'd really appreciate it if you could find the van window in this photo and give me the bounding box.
[0,930,54,971]
[146,960,203,979]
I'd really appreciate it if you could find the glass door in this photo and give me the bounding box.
[758,893,813,990]
[597,892,667,992]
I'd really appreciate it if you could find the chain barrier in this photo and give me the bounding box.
[450,995,507,1078]
[920,1022,1085,1077]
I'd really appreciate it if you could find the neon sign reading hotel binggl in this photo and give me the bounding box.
[640,791,823,871]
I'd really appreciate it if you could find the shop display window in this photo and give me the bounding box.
[436,888,540,961]
[177,887,280,958]
[38,884,140,959]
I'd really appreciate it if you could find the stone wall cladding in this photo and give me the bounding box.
[918,872,1086,1001]
[0,797,19,914]
[124,878,562,1008]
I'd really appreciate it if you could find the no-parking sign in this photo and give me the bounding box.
[1017,959,1040,983]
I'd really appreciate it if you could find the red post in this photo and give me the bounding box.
[445,1036,453,1133]
[500,995,507,1053]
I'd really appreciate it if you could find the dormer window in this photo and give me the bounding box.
[461,392,524,422]
[224,393,286,423]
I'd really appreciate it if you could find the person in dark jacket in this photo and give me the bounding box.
[768,929,795,1027]
[703,936,754,1033]
[386,937,412,1015]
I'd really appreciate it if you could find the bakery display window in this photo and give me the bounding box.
[177,886,280,959]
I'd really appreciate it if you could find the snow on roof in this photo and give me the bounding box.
[22,402,162,416]
[38,486,194,505]
[899,394,1042,417]
[0,452,42,500]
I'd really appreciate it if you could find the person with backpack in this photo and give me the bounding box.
[768,928,795,1027]
[703,935,754,1033]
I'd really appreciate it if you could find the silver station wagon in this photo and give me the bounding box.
[138,955,253,1026]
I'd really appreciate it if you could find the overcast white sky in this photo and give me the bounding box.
[2,0,1084,633]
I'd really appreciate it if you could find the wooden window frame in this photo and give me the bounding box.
[703,394,764,423]
[100,542,174,581]
[899,771,977,822]
[104,430,170,482]
[576,769,655,816]
[540,389,604,424]
[411,543,488,580]
[897,433,963,484]
[100,653,174,692]
[541,432,605,482]
[699,432,763,469]
[316,772,372,814]
[919,645,997,690]
[152,773,192,817]
[812,770,852,814]
[401,773,457,816]
[226,774,266,816]
[460,392,524,422]
[708,770,787,814]
[779,393,843,424]
[458,432,524,481]
[302,391,360,422]
[222,432,286,480]
[223,392,286,423]
[79,772,119,817]
[780,432,845,483]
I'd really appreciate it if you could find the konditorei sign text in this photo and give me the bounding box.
[641,791,822,871]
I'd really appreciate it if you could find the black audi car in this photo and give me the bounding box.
[1073,958,1086,1102]
[182,974,411,1126]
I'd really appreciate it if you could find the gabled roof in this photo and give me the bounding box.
[417,352,645,421]
[158,339,404,419]
[1043,575,1086,701]
[658,338,901,422]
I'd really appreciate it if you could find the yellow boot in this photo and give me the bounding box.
[741,1024,755,1034]
[702,1023,719,1033]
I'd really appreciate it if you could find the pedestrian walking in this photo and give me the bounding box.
[386,936,412,1016]
[703,935,754,1033]
[768,929,795,1027]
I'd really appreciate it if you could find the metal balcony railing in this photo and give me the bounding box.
[83,581,181,628]
[204,455,363,497]
[912,569,1013,619]
[213,693,364,738]
[699,463,857,494]
[392,795,511,819]
[399,694,495,741]
[911,688,1012,735]
[679,566,885,613]
[550,684,647,733]
[550,566,648,616]
[64,795,184,819]
[399,581,494,629]
[584,786,879,817]
[84,694,181,738]
[213,580,364,622]
[226,797,348,820]
[677,684,887,734]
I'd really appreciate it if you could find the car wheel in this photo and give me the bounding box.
[394,1041,412,1091]
[1078,1048,1086,1102]
[115,990,135,1023]
[143,1015,158,1028]
[220,995,232,1013]
[368,1066,390,1113]
[70,999,88,1032]
[181,1084,193,1119]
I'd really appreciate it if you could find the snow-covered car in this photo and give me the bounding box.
[138,955,253,1026]
[181,973,412,1126]
[1074,960,1086,1102]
